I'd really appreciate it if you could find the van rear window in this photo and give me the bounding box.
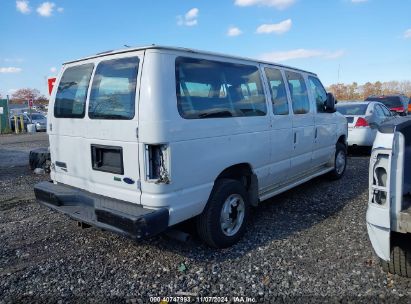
[54,63,94,118]
[175,57,267,119]
[88,57,139,120]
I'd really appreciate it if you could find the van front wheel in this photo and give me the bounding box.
[327,142,347,180]
[196,179,250,248]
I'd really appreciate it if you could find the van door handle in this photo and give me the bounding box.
[294,132,297,144]
[315,128,318,139]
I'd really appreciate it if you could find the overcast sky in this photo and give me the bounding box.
[0,0,410,96]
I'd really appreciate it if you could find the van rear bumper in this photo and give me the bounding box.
[34,181,169,240]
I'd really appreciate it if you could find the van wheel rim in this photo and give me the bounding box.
[220,194,245,237]
[336,151,346,175]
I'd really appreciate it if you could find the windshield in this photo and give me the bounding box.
[336,104,368,115]
[365,96,402,108]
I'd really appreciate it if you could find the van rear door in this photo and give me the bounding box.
[50,52,144,205]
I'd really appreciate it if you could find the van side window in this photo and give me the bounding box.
[308,76,327,113]
[175,57,267,119]
[89,57,139,120]
[264,68,289,115]
[285,71,310,115]
[54,63,94,118]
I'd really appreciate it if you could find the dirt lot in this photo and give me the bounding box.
[1,133,411,303]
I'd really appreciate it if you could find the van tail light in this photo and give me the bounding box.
[354,117,369,128]
[145,144,170,184]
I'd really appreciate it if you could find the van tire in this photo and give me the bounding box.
[327,142,347,180]
[196,179,250,248]
[380,245,411,278]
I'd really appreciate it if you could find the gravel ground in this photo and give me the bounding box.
[1,134,411,303]
[0,133,48,169]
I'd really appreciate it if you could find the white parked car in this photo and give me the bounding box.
[34,46,348,248]
[336,101,395,147]
[366,117,411,277]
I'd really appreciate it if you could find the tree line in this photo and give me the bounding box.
[5,81,411,105]
[327,81,411,101]
[7,88,49,105]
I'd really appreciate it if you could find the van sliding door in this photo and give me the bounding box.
[262,66,292,187]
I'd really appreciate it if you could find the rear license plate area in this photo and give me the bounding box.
[91,144,124,175]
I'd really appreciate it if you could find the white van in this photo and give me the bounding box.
[367,117,411,277]
[34,46,347,248]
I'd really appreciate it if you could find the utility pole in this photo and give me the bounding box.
[6,94,10,129]
[28,99,32,123]
[337,64,341,83]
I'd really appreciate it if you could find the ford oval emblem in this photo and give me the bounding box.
[123,177,135,185]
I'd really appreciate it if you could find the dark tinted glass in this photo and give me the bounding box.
[365,96,402,108]
[175,57,267,119]
[265,68,289,115]
[54,64,94,118]
[89,57,139,120]
[336,104,368,115]
[30,114,45,120]
[285,71,310,114]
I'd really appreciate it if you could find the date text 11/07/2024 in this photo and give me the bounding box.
[150,296,257,303]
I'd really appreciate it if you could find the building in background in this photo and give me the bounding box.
[0,99,10,133]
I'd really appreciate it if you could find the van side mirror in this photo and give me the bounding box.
[325,93,336,113]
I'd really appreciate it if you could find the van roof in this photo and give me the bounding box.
[64,45,317,76]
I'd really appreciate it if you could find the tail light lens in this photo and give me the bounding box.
[355,117,369,128]
[390,106,404,112]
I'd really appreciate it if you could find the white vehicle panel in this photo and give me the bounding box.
[138,51,272,222]
[348,127,376,146]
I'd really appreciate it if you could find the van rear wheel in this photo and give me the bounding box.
[196,179,250,248]
[380,244,411,278]
[327,142,347,180]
